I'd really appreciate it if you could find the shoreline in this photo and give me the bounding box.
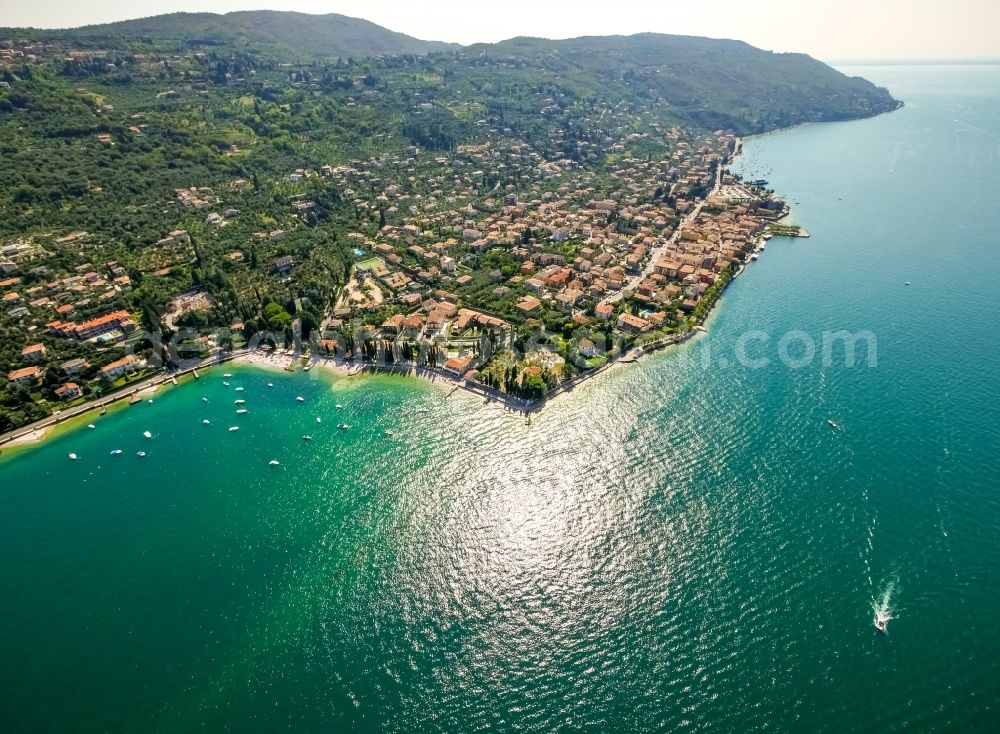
[0,143,788,455]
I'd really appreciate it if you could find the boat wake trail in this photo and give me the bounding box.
[872,576,898,630]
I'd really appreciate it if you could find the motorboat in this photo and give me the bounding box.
[316,417,322,423]
[337,423,350,430]
[296,396,305,402]
[68,453,78,460]
[235,387,245,392]
[302,435,312,441]
[269,459,280,466]
[236,409,248,414]
[223,373,232,378]
[229,426,239,432]
[136,451,146,458]
[202,419,210,424]
[875,615,888,632]
[234,399,246,404]
[110,449,123,455]
[143,430,152,439]
[88,424,96,429]
[827,419,839,429]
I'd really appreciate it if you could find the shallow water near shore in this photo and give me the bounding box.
[2,65,1000,732]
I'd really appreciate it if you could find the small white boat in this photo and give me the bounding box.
[337,423,350,430]
[316,417,322,423]
[110,449,123,455]
[234,399,246,404]
[87,424,96,429]
[269,459,280,466]
[296,396,305,402]
[202,397,209,402]
[68,453,78,460]
[905,281,910,286]
[267,382,274,388]
[827,419,839,429]
[303,435,312,441]
[147,399,154,404]
[143,430,152,439]
[223,373,232,378]
[235,387,244,392]
[229,426,239,432]
[223,381,230,386]
[202,419,211,424]
[137,451,146,458]
[236,409,248,414]
[335,403,343,409]
[875,615,888,632]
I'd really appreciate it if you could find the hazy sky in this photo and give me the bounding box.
[4,0,999,62]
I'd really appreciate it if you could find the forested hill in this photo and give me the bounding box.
[1,11,460,58]
[1,14,899,132]
[466,33,900,133]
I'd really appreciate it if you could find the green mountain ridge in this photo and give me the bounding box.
[465,33,900,132]
[1,10,461,58]
[1,12,899,133]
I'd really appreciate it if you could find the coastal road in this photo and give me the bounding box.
[0,350,251,449]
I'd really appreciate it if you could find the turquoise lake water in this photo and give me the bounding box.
[1,65,999,732]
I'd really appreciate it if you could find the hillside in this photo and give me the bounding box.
[1,11,459,58]
[0,16,901,428]
[467,33,900,133]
